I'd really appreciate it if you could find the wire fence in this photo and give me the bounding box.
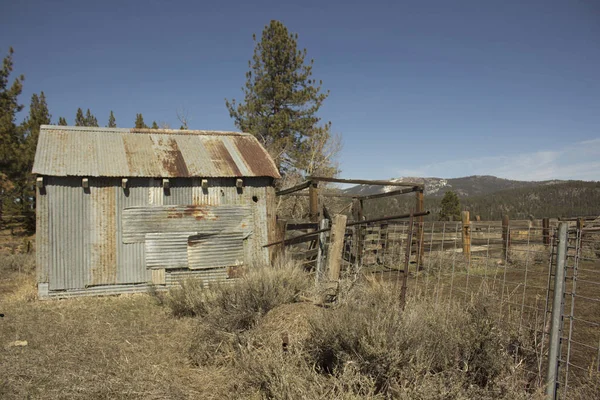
[280,215,599,398]
[342,218,599,397]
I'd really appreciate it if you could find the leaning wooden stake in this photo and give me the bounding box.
[327,214,347,283]
[462,211,471,260]
[400,213,415,310]
[315,218,330,283]
[352,199,364,267]
[309,180,319,222]
[415,190,425,267]
[272,219,287,263]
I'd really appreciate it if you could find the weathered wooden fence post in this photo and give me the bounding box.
[415,190,425,267]
[327,214,347,282]
[272,219,287,263]
[542,218,550,246]
[400,213,415,310]
[309,180,319,222]
[502,215,510,260]
[462,211,471,260]
[315,218,330,283]
[352,198,364,267]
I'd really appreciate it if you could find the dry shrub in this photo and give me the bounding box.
[164,257,312,330]
[163,258,313,367]
[234,347,381,400]
[509,244,551,266]
[304,284,522,397]
[0,253,35,274]
[580,233,600,260]
[214,282,541,399]
[0,253,37,302]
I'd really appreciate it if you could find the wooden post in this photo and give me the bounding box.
[502,215,510,260]
[462,211,471,260]
[476,215,481,222]
[315,218,330,283]
[309,180,319,222]
[352,198,364,267]
[272,219,288,263]
[327,214,347,282]
[415,190,425,267]
[542,218,550,246]
[400,213,415,310]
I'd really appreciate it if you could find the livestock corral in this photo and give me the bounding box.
[273,177,600,399]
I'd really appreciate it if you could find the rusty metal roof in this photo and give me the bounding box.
[32,125,281,179]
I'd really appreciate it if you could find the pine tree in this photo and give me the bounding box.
[75,108,85,126]
[58,117,67,126]
[439,191,461,221]
[22,92,50,165]
[107,110,116,128]
[85,109,98,127]
[135,113,148,129]
[151,121,159,129]
[0,47,25,225]
[226,20,337,176]
[20,91,51,230]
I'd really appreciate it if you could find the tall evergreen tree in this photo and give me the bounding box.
[225,20,338,176]
[85,108,98,127]
[19,92,51,230]
[0,47,25,225]
[439,191,461,221]
[135,113,148,129]
[151,121,159,129]
[75,108,85,126]
[58,117,67,126]
[22,92,50,166]
[107,110,116,128]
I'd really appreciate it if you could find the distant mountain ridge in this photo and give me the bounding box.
[347,177,600,220]
[344,175,565,197]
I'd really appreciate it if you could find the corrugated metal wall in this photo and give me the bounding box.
[36,176,272,295]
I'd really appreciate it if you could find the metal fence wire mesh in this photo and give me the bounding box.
[282,216,599,398]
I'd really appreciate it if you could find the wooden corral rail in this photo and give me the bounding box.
[274,176,426,268]
[266,211,430,271]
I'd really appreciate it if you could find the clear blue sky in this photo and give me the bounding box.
[2,0,599,181]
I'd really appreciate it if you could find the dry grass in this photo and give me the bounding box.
[0,247,223,399]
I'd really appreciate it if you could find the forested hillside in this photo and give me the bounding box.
[363,181,600,221]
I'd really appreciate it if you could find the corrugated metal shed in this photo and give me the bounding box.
[32,125,281,179]
[34,125,278,299]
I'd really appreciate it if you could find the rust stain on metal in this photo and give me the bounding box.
[205,139,243,177]
[122,133,156,176]
[231,136,281,179]
[159,137,190,177]
[183,205,212,221]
